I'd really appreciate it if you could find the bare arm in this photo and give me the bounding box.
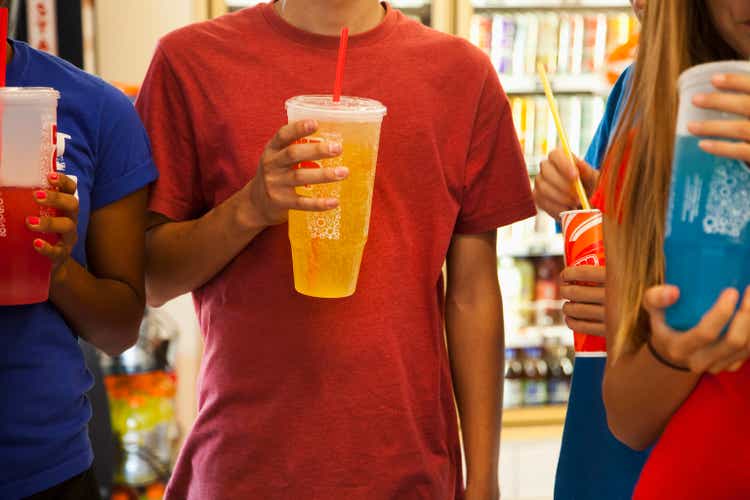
[32,174,149,356]
[446,230,502,499]
[145,120,348,306]
[601,215,698,448]
[601,216,750,450]
[144,197,263,307]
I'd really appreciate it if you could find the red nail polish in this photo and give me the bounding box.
[33,239,44,249]
[48,172,59,181]
[34,190,47,200]
[27,216,40,226]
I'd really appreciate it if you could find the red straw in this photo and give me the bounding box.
[332,27,349,103]
[0,8,7,87]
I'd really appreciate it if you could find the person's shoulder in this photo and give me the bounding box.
[394,17,494,78]
[157,6,260,61]
[611,64,634,100]
[19,41,134,114]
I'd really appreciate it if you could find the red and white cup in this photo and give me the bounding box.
[560,208,607,353]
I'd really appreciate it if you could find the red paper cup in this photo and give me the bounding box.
[560,209,606,353]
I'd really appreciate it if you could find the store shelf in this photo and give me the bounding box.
[391,0,430,8]
[499,237,564,258]
[504,405,567,428]
[501,73,612,96]
[226,0,433,7]
[225,0,264,7]
[506,324,573,349]
[472,0,630,9]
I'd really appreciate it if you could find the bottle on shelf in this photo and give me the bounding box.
[534,256,563,326]
[469,10,639,82]
[522,347,549,406]
[503,348,525,409]
[515,257,536,327]
[545,338,573,405]
[510,94,605,168]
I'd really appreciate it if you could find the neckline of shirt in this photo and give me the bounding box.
[260,1,401,50]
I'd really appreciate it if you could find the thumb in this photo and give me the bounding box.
[643,285,680,316]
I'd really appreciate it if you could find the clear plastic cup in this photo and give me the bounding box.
[285,95,387,299]
[0,87,60,305]
[665,61,750,331]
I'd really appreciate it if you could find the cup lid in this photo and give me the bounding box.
[0,87,60,100]
[286,95,387,121]
[679,61,750,90]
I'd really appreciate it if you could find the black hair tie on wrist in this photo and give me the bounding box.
[647,338,691,372]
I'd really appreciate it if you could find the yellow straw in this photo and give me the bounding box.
[537,63,591,210]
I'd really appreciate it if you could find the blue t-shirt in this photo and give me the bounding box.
[554,66,651,500]
[0,40,158,499]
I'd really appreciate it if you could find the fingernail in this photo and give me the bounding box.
[305,120,317,133]
[693,94,707,105]
[34,190,47,200]
[712,74,727,84]
[33,239,44,249]
[724,288,740,304]
[688,121,700,131]
[326,199,338,209]
[48,172,59,181]
[328,142,342,155]
[334,167,349,178]
[699,140,714,150]
[27,216,40,226]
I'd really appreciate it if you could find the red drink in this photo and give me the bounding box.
[0,186,57,305]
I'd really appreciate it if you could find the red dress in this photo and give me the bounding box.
[634,366,750,499]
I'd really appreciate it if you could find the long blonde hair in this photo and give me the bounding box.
[606,0,740,356]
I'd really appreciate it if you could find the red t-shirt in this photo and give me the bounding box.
[137,4,535,499]
[593,140,750,500]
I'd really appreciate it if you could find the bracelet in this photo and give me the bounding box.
[647,338,690,372]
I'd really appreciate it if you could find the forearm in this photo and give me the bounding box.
[146,190,266,306]
[446,295,503,490]
[603,344,699,450]
[50,260,145,356]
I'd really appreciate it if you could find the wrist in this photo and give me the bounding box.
[647,337,690,372]
[50,258,73,287]
[231,185,268,233]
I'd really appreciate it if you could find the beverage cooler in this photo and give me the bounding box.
[455,1,637,498]
[457,0,638,370]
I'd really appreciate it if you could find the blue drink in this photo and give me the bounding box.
[664,135,750,331]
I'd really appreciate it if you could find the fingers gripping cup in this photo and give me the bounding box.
[285,95,387,299]
[665,61,750,331]
[560,209,606,352]
[0,87,60,305]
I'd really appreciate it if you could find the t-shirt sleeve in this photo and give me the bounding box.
[136,45,204,221]
[90,86,159,211]
[455,66,537,234]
